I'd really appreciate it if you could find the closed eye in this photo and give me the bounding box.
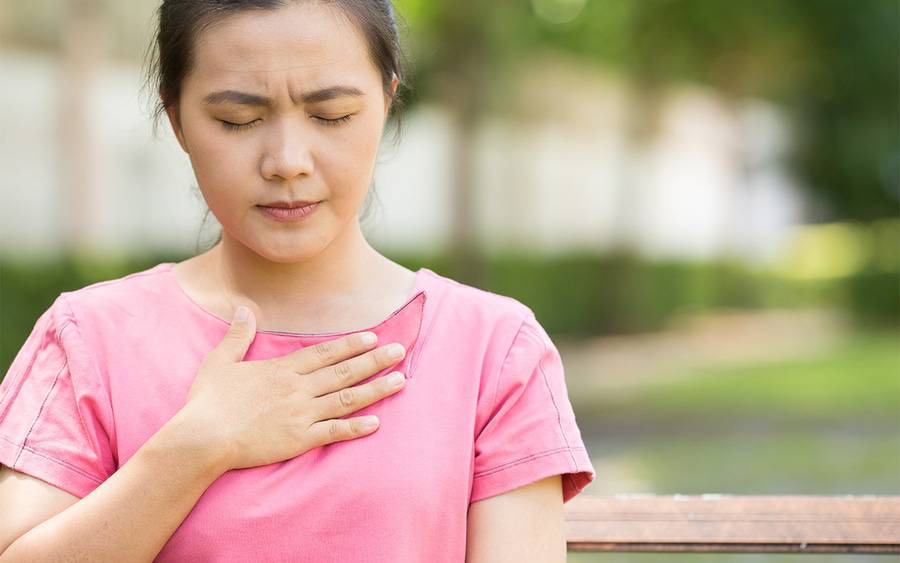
[219,115,353,132]
[312,114,353,126]
[220,119,261,132]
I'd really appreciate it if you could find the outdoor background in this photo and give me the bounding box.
[1,1,898,561]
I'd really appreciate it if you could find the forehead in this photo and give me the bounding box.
[189,2,374,89]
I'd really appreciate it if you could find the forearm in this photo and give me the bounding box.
[1,409,231,563]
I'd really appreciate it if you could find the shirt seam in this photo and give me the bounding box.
[537,339,581,494]
[62,265,169,296]
[403,292,431,379]
[485,311,533,430]
[473,445,587,477]
[1,434,104,484]
[14,335,68,468]
[57,294,118,465]
[407,269,449,379]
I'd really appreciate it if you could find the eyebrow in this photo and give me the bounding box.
[203,85,365,107]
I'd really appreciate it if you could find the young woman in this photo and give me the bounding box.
[0,1,595,561]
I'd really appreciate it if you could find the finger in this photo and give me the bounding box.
[282,331,378,375]
[208,305,257,365]
[306,342,405,398]
[315,370,405,421]
[308,415,380,445]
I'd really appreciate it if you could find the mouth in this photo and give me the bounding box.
[256,201,321,221]
[258,199,321,209]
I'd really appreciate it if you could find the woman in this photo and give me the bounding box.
[0,1,595,561]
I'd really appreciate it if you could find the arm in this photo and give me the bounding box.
[465,475,566,563]
[0,408,231,563]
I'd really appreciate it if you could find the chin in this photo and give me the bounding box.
[250,236,330,264]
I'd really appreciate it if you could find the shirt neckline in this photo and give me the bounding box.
[160,261,429,338]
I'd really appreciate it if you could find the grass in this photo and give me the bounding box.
[581,330,900,421]
[574,329,900,494]
[601,428,900,495]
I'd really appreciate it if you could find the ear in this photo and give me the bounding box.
[164,104,189,154]
[384,74,399,116]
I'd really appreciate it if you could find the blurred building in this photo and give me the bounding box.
[0,1,807,265]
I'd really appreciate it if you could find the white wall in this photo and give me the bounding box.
[0,50,806,265]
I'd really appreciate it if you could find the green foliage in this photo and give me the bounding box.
[396,251,869,337]
[848,269,900,329]
[3,252,896,376]
[395,0,900,221]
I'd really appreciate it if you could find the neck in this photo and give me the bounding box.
[210,218,387,316]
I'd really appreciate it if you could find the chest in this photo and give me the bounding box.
[103,338,481,561]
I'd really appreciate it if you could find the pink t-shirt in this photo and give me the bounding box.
[0,262,595,562]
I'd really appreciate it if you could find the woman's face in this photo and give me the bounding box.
[167,2,397,262]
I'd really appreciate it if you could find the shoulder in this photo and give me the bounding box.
[56,262,173,333]
[419,268,539,348]
[6,265,171,391]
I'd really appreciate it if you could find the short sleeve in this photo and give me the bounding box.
[470,311,595,504]
[0,294,117,498]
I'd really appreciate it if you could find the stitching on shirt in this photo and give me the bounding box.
[473,445,587,477]
[484,312,531,433]
[404,292,430,379]
[53,322,97,457]
[537,338,581,494]
[13,347,68,468]
[58,295,118,463]
[1,434,103,483]
[406,271,445,379]
[64,265,169,295]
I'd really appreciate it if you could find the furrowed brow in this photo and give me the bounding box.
[203,86,365,107]
[295,85,365,104]
[203,90,271,107]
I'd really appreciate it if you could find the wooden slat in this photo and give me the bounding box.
[564,494,900,554]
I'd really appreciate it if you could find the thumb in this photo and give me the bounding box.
[215,304,257,363]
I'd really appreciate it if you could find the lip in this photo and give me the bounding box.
[259,200,320,209]
[257,201,321,222]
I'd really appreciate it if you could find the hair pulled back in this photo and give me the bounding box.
[141,0,410,249]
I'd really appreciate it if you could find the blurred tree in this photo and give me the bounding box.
[397,0,899,227]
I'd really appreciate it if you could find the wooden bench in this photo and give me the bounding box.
[564,494,900,554]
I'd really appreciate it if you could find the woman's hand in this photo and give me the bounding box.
[179,305,406,471]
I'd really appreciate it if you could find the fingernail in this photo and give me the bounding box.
[387,343,404,359]
[234,305,250,323]
[360,332,377,345]
[361,416,379,429]
[387,372,405,386]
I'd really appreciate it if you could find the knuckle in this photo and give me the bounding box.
[328,420,343,440]
[313,340,334,362]
[333,360,353,382]
[338,387,355,408]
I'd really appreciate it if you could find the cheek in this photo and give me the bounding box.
[320,116,383,197]
[185,121,255,201]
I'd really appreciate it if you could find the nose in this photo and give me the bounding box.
[259,116,315,181]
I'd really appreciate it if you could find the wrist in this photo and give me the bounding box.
[148,407,234,478]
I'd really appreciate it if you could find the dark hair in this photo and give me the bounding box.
[140,0,410,252]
